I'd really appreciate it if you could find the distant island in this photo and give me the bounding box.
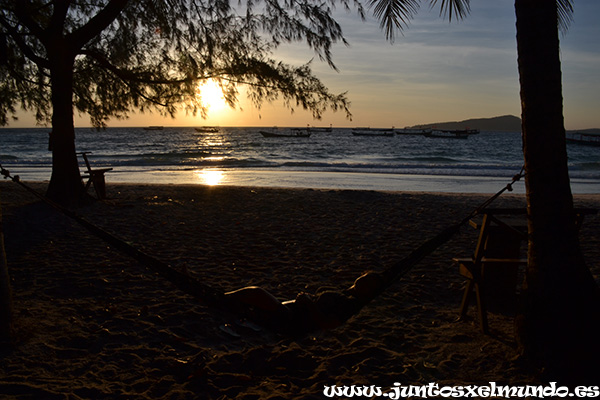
[409,115,522,132]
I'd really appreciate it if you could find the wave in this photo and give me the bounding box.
[402,156,462,163]
[8,157,597,179]
[573,161,600,170]
[117,159,528,178]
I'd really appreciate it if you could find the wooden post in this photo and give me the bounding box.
[0,190,13,344]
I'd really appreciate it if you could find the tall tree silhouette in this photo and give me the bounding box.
[370,0,599,382]
[0,0,352,206]
[0,198,12,343]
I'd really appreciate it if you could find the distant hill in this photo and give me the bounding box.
[409,115,522,132]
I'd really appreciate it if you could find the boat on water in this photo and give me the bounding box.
[566,132,600,146]
[309,124,333,132]
[423,129,479,139]
[352,128,395,137]
[449,128,480,135]
[143,126,164,131]
[195,126,219,133]
[395,128,432,135]
[260,128,311,138]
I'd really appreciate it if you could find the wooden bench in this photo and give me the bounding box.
[78,152,113,199]
[454,207,596,334]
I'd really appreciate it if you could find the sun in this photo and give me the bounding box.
[197,79,227,113]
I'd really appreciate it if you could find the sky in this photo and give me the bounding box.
[10,0,600,130]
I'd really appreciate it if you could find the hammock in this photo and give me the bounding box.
[1,164,524,333]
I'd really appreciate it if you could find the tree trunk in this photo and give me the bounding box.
[45,45,84,208]
[515,0,600,384]
[0,191,13,344]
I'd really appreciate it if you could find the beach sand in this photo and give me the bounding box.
[1,181,599,399]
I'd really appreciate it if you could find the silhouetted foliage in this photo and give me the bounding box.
[0,0,358,205]
[0,0,354,127]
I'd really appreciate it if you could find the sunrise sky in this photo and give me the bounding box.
[11,0,600,130]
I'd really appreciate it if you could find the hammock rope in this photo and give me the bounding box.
[379,167,525,291]
[1,163,525,330]
[0,165,225,308]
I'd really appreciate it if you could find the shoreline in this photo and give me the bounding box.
[1,182,599,398]
[4,167,600,194]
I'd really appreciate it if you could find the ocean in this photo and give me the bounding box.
[1,126,599,194]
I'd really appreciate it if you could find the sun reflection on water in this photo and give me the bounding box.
[196,169,225,186]
[204,156,225,162]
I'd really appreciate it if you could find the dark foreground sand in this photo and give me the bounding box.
[1,181,599,399]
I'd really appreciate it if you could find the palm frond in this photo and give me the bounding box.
[429,0,470,21]
[368,0,420,42]
[557,0,573,33]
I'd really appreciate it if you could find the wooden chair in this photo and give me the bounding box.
[454,210,527,333]
[454,207,597,334]
[78,152,113,199]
